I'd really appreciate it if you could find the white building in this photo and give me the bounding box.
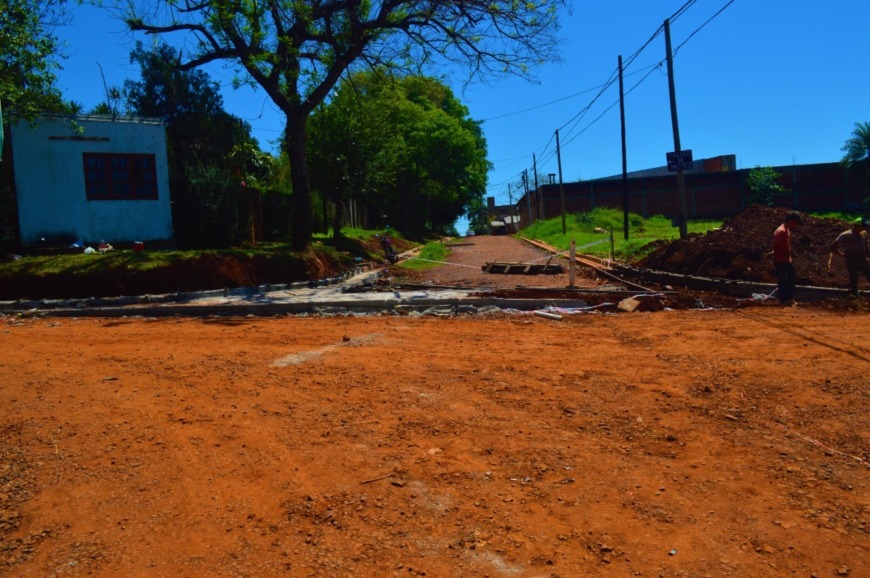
[11,115,173,247]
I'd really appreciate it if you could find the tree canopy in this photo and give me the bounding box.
[118,0,568,249]
[746,166,786,207]
[307,71,488,235]
[0,0,70,120]
[841,121,870,167]
[125,42,266,248]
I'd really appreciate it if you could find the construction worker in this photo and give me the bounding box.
[772,212,802,305]
[830,217,870,297]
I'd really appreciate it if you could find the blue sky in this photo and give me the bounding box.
[54,1,869,219]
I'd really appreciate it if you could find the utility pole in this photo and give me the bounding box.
[523,169,532,227]
[618,54,629,240]
[507,183,514,233]
[556,129,566,235]
[533,153,542,219]
[665,18,688,240]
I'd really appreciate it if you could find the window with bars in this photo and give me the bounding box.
[82,153,158,200]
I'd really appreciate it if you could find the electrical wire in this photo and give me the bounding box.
[673,0,735,57]
[492,0,736,186]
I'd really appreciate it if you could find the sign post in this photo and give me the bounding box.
[666,149,693,172]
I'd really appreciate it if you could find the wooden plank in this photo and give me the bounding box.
[482,262,564,275]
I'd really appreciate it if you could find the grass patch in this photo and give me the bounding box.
[519,207,722,261]
[0,246,296,278]
[810,211,865,223]
[399,241,448,271]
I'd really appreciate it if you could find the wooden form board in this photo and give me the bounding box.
[481,262,565,275]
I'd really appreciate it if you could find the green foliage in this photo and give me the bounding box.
[124,42,270,249]
[0,238,374,279]
[181,163,244,248]
[746,166,787,206]
[307,70,489,236]
[465,195,490,235]
[0,0,70,121]
[519,208,722,261]
[812,210,868,224]
[841,121,870,167]
[121,0,567,249]
[1,0,73,252]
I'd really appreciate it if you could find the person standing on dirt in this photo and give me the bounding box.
[829,217,870,297]
[772,212,802,305]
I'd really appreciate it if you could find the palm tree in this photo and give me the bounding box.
[841,121,870,167]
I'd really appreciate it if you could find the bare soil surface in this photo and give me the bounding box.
[2,233,869,578]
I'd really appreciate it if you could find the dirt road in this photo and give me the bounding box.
[1,236,868,577]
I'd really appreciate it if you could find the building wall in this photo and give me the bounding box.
[520,161,867,228]
[11,115,173,246]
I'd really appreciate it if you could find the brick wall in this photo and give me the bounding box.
[520,162,868,227]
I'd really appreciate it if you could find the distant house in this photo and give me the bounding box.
[10,114,173,247]
[487,196,520,235]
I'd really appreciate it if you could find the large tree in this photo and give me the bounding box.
[307,71,488,235]
[118,0,567,250]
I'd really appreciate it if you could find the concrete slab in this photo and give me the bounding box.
[0,267,592,318]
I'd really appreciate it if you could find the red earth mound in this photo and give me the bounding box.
[637,205,859,289]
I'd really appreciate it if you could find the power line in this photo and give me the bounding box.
[492,0,736,186]
[674,0,735,56]
[480,83,609,122]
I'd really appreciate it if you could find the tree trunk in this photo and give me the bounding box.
[332,196,344,239]
[285,114,313,250]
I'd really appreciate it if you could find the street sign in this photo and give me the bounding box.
[667,149,693,172]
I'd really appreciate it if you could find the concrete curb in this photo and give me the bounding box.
[0,265,378,313]
[3,298,597,318]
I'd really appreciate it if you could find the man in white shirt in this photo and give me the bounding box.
[830,218,870,296]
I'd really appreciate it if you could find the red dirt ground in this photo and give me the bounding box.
[2,233,868,578]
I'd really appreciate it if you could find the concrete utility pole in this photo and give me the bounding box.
[523,170,532,227]
[507,183,514,233]
[664,18,688,240]
[556,129,566,235]
[533,153,542,219]
[618,54,629,240]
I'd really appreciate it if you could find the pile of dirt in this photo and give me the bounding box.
[637,205,858,288]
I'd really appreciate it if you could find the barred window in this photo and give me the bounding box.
[83,153,158,200]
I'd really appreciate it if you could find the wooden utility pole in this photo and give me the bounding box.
[556,129,566,235]
[664,18,688,239]
[618,54,629,240]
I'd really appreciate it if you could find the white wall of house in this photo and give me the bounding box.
[11,115,173,246]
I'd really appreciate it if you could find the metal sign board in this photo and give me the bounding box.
[667,149,693,172]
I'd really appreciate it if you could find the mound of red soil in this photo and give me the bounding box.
[637,205,857,288]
